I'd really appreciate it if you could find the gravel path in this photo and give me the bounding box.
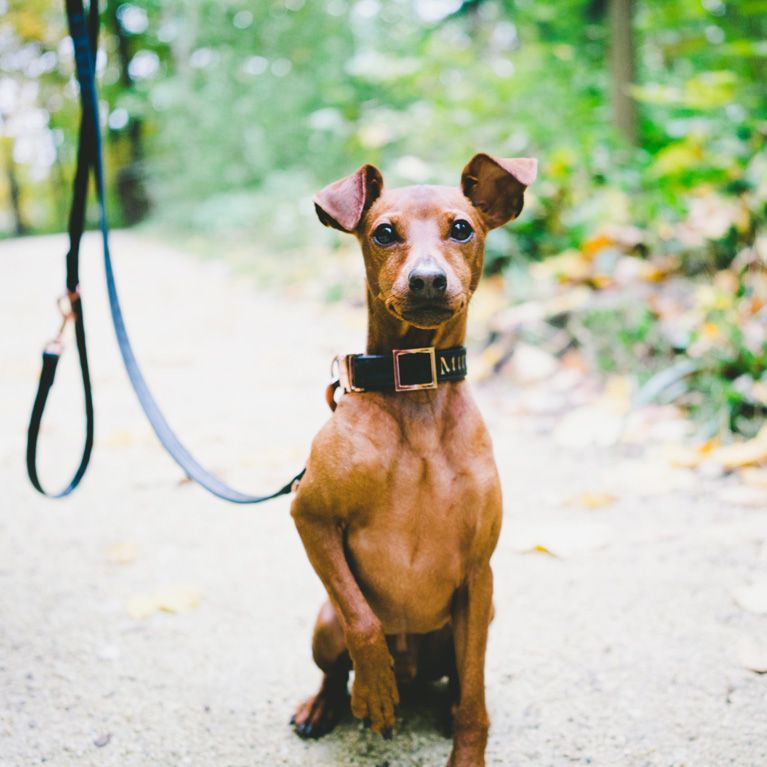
[2,232,766,767]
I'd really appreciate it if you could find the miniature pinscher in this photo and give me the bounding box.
[290,153,536,767]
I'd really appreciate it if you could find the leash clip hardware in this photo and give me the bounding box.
[44,289,80,355]
[392,347,438,392]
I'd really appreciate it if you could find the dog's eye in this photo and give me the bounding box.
[372,224,397,246]
[449,220,474,242]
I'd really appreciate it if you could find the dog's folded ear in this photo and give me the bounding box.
[461,153,537,229]
[314,164,384,233]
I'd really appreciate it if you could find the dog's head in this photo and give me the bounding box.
[314,153,536,329]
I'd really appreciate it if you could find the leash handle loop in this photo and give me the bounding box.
[26,0,304,504]
[25,1,98,499]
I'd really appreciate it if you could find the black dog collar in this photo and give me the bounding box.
[333,346,467,393]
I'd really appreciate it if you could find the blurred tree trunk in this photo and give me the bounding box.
[107,0,150,225]
[609,0,637,144]
[3,139,27,235]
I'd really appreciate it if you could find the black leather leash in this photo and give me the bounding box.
[26,0,304,503]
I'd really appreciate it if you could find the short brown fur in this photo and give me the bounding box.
[291,153,536,766]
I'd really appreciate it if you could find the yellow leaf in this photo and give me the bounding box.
[667,437,720,469]
[576,492,617,510]
[513,524,611,558]
[102,430,136,448]
[602,375,633,413]
[701,322,720,339]
[697,437,720,456]
[667,446,701,469]
[522,544,558,557]
[740,467,767,489]
[641,264,669,282]
[590,274,612,290]
[533,249,592,283]
[157,586,200,613]
[709,435,767,470]
[104,542,138,565]
[127,585,200,620]
[580,233,614,260]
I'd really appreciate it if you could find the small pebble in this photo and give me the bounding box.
[93,733,111,748]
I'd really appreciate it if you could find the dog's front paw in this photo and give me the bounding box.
[349,637,399,735]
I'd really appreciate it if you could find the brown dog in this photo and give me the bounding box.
[290,153,536,767]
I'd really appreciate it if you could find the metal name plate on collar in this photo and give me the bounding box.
[392,347,438,392]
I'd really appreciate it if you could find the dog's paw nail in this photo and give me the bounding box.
[289,715,296,725]
[382,727,393,740]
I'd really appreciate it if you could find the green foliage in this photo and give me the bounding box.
[3,0,766,251]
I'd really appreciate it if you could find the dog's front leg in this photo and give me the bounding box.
[448,565,494,767]
[292,505,399,735]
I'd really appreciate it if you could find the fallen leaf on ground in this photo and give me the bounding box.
[104,542,138,565]
[570,492,617,509]
[666,447,702,469]
[601,376,633,414]
[512,524,611,558]
[666,437,720,469]
[738,637,767,674]
[127,585,200,620]
[518,544,558,557]
[708,425,767,470]
[733,580,767,615]
[739,467,767,488]
[581,232,615,259]
[101,430,135,448]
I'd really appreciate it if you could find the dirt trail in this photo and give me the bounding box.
[1,232,766,767]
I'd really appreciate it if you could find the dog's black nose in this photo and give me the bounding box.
[408,263,447,298]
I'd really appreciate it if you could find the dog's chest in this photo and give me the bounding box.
[339,396,500,633]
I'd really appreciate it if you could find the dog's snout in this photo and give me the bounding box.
[408,262,447,298]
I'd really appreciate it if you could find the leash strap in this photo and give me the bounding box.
[26,0,98,498]
[26,0,304,503]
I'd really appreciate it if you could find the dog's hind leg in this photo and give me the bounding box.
[291,600,351,739]
[416,625,459,736]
